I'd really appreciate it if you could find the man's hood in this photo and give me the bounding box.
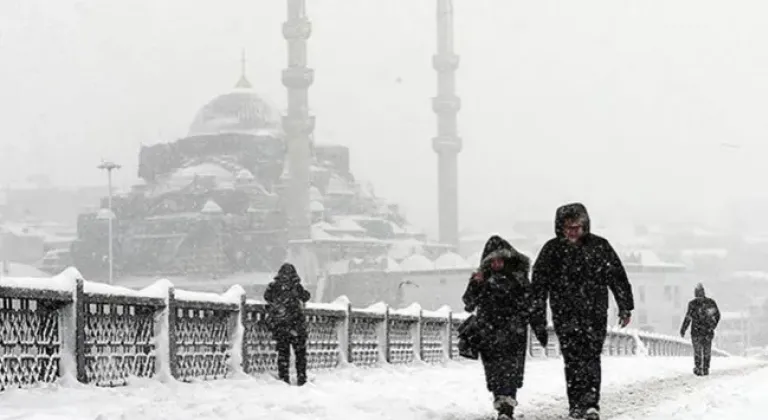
[554,202,591,238]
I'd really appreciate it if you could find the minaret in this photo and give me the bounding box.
[283,0,314,241]
[432,0,462,247]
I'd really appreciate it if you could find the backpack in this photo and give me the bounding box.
[696,301,718,330]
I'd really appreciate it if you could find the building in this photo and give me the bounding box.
[715,311,750,356]
[607,250,694,336]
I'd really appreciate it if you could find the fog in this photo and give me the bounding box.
[2,0,768,236]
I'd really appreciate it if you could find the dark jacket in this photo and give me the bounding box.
[264,263,311,332]
[531,203,635,337]
[681,284,720,337]
[461,235,532,392]
[463,236,532,332]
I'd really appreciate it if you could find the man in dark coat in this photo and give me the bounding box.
[531,203,634,420]
[462,235,547,420]
[263,262,312,385]
[680,283,720,376]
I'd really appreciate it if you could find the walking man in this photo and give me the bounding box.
[680,283,721,376]
[531,203,635,420]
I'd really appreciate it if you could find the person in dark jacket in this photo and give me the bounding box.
[531,203,634,420]
[263,262,312,385]
[462,235,547,420]
[680,283,720,376]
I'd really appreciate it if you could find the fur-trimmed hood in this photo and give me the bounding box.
[479,235,530,275]
[555,202,591,238]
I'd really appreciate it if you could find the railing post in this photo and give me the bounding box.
[152,281,174,382]
[337,302,352,365]
[381,306,390,364]
[57,277,84,384]
[167,286,179,379]
[415,309,423,362]
[227,292,246,376]
[240,295,249,374]
[74,278,86,383]
[444,311,453,361]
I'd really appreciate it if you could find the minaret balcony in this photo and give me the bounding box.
[432,53,460,73]
[432,135,463,154]
[282,18,312,40]
[282,67,315,89]
[282,115,316,136]
[432,95,461,114]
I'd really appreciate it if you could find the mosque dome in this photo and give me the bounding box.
[187,74,282,138]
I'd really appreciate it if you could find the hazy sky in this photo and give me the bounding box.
[2,0,768,236]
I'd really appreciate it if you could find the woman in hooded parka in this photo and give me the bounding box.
[462,235,545,420]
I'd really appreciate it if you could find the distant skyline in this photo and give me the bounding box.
[2,0,768,237]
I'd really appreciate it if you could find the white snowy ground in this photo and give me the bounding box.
[613,362,768,420]
[0,357,764,420]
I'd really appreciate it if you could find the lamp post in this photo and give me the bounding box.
[97,160,120,284]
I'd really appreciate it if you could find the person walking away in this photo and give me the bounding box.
[680,283,720,376]
[530,203,635,420]
[264,262,312,385]
[462,235,547,420]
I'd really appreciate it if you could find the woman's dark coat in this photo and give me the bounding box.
[461,235,532,394]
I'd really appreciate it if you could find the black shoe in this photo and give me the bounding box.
[569,408,585,419]
[493,395,517,419]
[297,375,307,386]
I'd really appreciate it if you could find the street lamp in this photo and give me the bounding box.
[97,160,120,284]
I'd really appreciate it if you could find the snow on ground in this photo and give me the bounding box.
[0,357,763,420]
[614,363,768,420]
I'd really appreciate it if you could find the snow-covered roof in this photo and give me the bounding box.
[311,225,338,241]
[721,311,748,320]
[1,223,44,238]
[732,271,768,281]
[174,163,234,184]
[388,238,425,260]
[623,249,686,269]
[201,199,223,214]
[187,84,281,138]
[0,262,48,278]
[331,218,367,233]
[379,256,402,272]
[399,254,435,271]
[236,169,255,182]
[434,252,471,270]
[681,248,729,258]
[465,251,482,267]
[461,231,527,243]
[310,201,325,213]
[310,186,324,202]
[389,222,406,235]
[326,173,354,195]
[327,259,351,275]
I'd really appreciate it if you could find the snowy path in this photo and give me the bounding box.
[0,357,764,420]
[613,363,768,420]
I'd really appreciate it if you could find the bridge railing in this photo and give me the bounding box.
[0,268,728,391]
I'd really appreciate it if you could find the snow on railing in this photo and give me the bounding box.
[0,267,728,391]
